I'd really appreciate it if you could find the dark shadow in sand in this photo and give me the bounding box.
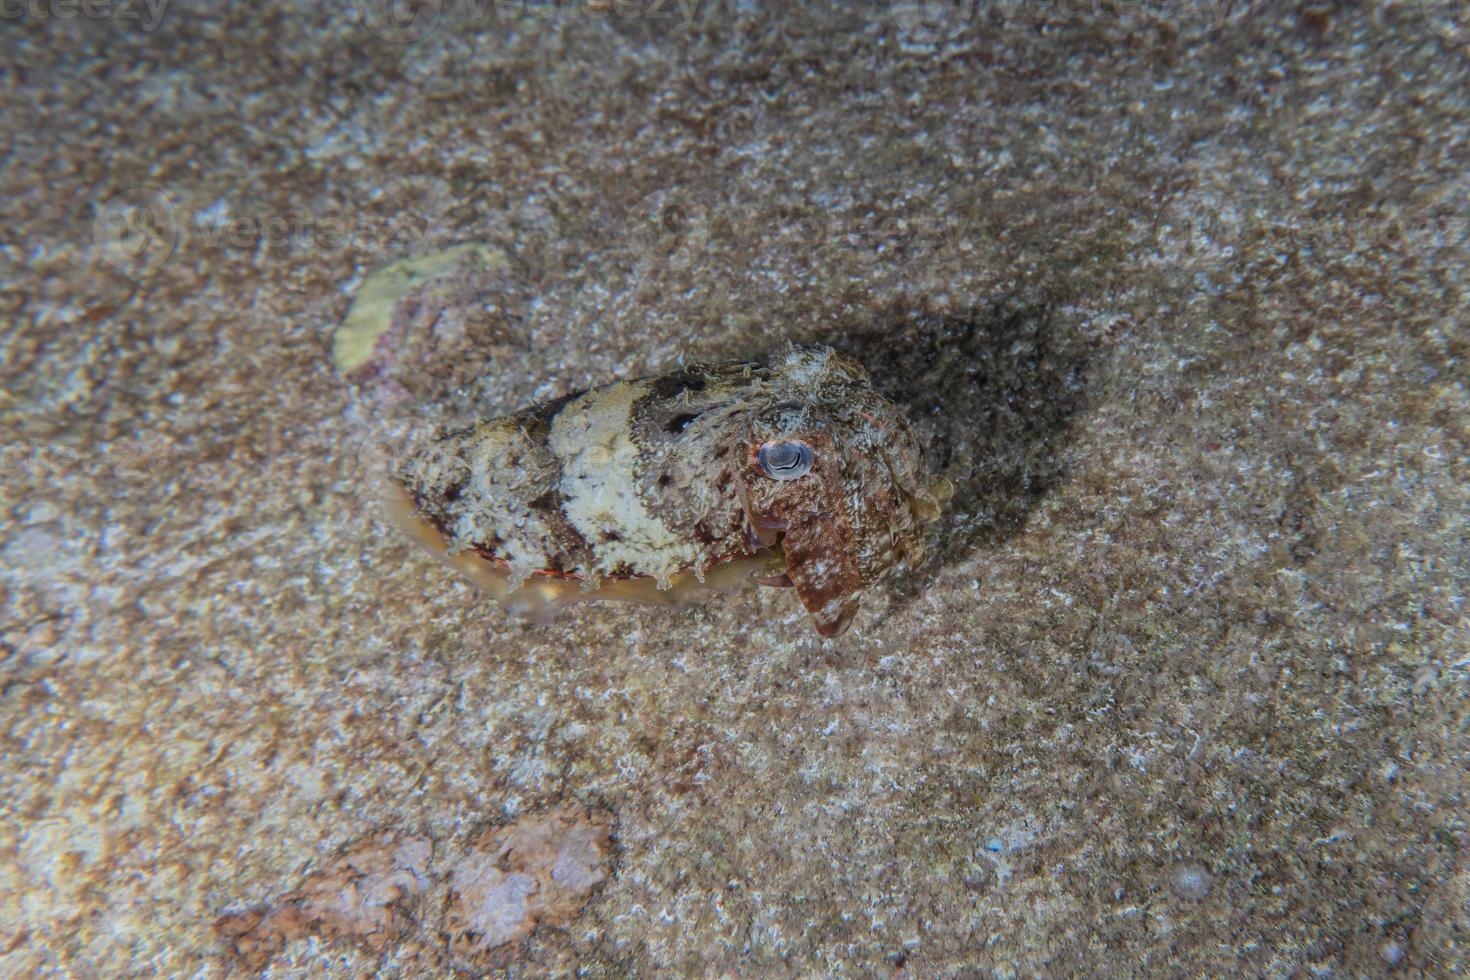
[813,300,1092,606]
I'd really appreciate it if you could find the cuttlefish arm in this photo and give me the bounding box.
[779,512,863,637]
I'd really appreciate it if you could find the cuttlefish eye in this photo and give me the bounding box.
[758,440,814,480]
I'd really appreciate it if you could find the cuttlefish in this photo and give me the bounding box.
[389,345,951,637]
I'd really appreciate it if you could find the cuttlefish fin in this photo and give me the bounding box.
[386,481,783,622]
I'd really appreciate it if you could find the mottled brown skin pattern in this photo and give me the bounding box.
[397,346,948,636]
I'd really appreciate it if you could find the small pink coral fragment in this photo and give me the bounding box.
[447,806,612,966]
[216,831,431,969]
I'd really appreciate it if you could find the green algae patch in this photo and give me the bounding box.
[332,244,508,374]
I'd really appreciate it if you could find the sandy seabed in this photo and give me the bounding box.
[2,1,1467,975]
